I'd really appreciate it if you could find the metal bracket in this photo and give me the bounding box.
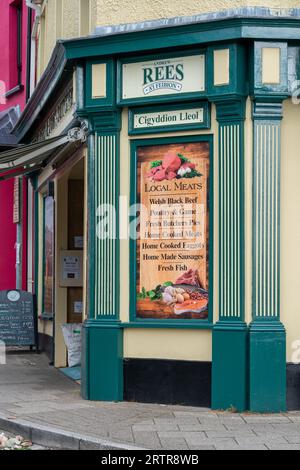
[67,121,88,143]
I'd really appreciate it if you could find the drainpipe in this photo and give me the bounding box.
[25,0,42,97]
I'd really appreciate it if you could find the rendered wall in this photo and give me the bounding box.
[91,1,300,28]
[38,0,90,78]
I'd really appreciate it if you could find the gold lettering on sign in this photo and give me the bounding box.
[33,88,74,143]
[13,178,20,224]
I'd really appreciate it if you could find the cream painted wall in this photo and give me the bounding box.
[62,0,81,39]
[91,1,300,27]
[54,175,68,367]
[124,329,212,361]
[281,99,300,363]
[37,0,93,79]
[44,1,57,69]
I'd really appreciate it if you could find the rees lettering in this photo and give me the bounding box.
[143,63,184,85]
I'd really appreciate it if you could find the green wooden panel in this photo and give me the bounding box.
[207,43,247,99]
[252,41,288,96]
[215,99,246,321]
[82,114,123,401]
[93,132,120,320]
[81,320,89,399]
[252,118,281,320]
[86,134,96,320]
[85,58,116,108]
[250,98,287,412]
[249,325,286,412]
[211,98,247,411]
[212,323,248,411]
[82,321,123,401]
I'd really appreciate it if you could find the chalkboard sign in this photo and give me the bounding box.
[0,290,37,347]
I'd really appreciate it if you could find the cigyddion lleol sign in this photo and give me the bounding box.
[129,102,210,135]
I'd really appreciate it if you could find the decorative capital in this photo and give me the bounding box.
[252,97,286,120]
[213,96,246,123]
[88,110,122,133]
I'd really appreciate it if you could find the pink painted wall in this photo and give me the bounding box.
[0,0,32,290]
[0,179,16,289]
[0,0,29,112]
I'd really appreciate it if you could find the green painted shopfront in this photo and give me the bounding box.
[3,9,300,412]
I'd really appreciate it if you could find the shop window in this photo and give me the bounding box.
[42,195,54,319]
[130,135,213,327]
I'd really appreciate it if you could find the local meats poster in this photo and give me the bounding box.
[136,141,210,320]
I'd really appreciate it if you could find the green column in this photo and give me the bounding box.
[212,98,248,412]
[81,111,123,401]
[249,99,286,412]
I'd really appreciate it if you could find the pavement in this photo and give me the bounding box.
[0,353,300,450]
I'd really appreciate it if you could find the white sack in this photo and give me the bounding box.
[61,323,82,367]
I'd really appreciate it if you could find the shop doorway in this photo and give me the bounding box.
[54,156,86,368]
[67,164,84,324]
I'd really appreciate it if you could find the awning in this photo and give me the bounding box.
[0,126,87,180]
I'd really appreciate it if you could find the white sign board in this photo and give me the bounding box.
[74,301,83,314]
[63,256,81,281]
[122,54,205,100]
[133,107,204,130]
[74,236,84,249]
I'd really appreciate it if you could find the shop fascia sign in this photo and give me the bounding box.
[33,86,74,143]
[129,102,210,135]
[13,177,20,224]
[120,52,205,103]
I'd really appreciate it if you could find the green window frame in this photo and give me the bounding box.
[127,134,214,329]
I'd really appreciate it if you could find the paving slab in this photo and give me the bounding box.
[1,353,300,450]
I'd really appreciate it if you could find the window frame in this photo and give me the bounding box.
[128,133,214,329]
[41,194,55,320]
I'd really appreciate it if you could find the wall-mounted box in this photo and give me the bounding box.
[59,250,83,287]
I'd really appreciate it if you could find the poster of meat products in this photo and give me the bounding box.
[136,141,210,320]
